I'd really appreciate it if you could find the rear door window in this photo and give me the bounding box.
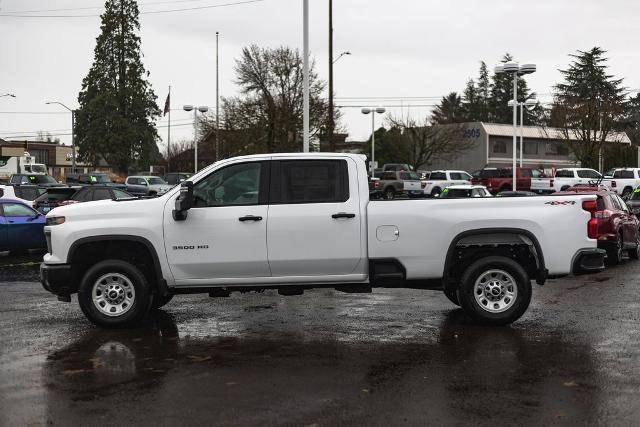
[555,170,575,178]
[577,169,602,179]
[429,172,446,180]
[271,160,349,204]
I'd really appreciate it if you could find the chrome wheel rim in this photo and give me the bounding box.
[92,273,136,317]
[474,269,517,313]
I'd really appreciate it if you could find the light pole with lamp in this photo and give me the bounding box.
[361,107,386,175]
[45,101,76,173]
[1,93,16,98]
[508,98,538,167]
[494,61,536,190]
[183,105,209,173]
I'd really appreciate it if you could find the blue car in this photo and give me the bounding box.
[0,199,47,252]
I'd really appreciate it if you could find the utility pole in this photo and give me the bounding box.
[216,31,220,161]
[328,0,334,152]
[167,85,171,172]
[302,0,310,152]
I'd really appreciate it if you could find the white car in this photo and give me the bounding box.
[423,170,473,197]
[41,153,605,328]
[530,168,602,194]
[439,184,493,198]
[0,184,44,205]
[603,168,640,197]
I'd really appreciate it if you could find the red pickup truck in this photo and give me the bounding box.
[472,167,542,194]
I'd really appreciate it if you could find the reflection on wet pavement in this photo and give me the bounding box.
[2,256,640,425]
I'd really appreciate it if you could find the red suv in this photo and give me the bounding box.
[471,167,542,194]
[554,185,640,264]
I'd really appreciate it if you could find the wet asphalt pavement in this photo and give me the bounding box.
[1,253,640,426]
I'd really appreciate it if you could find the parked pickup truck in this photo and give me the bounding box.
[40,153,605,328]
[604,168,640,197]
[471,167,544,194]
[422,170,473,197]
[531,168,602,194]
[378,170,424,199]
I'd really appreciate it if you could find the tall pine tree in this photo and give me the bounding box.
[430,92,467,124]
[554,47,626,168]
[75,0,161,173]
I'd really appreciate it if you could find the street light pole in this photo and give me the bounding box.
[216,31,220,161]
[184,105,209,173]
[362,107,386,174]
[495,61,536,191]
[46,101,76,172]
[302,0,310,152]
[0,93,16,98]
[328,0,334,152]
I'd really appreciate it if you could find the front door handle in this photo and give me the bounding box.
[239,215,263,222]
[332,212,356,219]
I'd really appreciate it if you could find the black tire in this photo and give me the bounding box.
[629,229,640,260]
[431,187,442,197]
[383,187,395,200]
[152,293,174,310]
[444,288,460,306]
[560,185,570,191]
[78,259,153,328]
[500,185,512,192]
[606,231,624,265]
[622,187,633,198]
[456,256,532,326]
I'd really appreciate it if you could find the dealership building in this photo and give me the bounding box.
[420,122,633,173]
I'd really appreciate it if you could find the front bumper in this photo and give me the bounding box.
[572,248,606,275]
[40,263,74,299]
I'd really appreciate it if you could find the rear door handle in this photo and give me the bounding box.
[238,215,263,222]
[332,212,356,219]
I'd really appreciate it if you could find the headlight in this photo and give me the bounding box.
[46,216,65,226]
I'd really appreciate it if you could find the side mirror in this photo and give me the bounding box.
[173,181,193,221]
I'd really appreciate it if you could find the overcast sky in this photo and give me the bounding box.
[1,0,639,152]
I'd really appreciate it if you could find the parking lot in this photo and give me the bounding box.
[2,252,640,426]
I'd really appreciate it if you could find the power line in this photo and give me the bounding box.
[0,0,264,18]
[0,0,237,14]
[1,122,197,139]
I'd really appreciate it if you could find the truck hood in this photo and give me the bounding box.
[46,195,168,220]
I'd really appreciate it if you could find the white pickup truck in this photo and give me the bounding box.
[422,170,472,197]
[40,153,605,328]
[604,168,640,197]
[530,168,602,194]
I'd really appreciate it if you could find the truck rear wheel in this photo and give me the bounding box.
[456,256,531,326]
[78,260,153,328]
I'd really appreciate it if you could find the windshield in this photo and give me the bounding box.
[146,177,167,185]
[30,165,47,174]
[479,169,500,178]
[441,188,473,198]
[399,171,420,180]
[27,175,58,184]
[89,175,112,183]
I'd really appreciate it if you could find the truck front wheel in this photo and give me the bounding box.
[456,256,531,326]
[78,260,153,328]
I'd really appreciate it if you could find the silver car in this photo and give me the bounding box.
[125,176,172,196]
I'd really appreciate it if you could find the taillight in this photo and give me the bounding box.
[595,210,612,219]
[583,200,599,239]
[374,181,382,189]
[587,218,598,239]
[550,179,554,187]
[582,200,597,214]
[421,182,426,189]
[611,180,617,187]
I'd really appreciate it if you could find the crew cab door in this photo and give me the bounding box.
[163,160,271,281]
[267,158,364,277]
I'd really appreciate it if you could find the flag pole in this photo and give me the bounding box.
[167,85,171,173]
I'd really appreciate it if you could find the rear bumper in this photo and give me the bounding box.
[40,263,75,298]
[572,248,606,275]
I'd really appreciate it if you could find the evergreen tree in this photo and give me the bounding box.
[430,92,467,124]
[462,79,480,121]
[75,0,161,173]
[554,47,626,168]
[476,61,491,122]
[488,53,540,125]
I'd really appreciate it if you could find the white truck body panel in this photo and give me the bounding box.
[44,153,597,287]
